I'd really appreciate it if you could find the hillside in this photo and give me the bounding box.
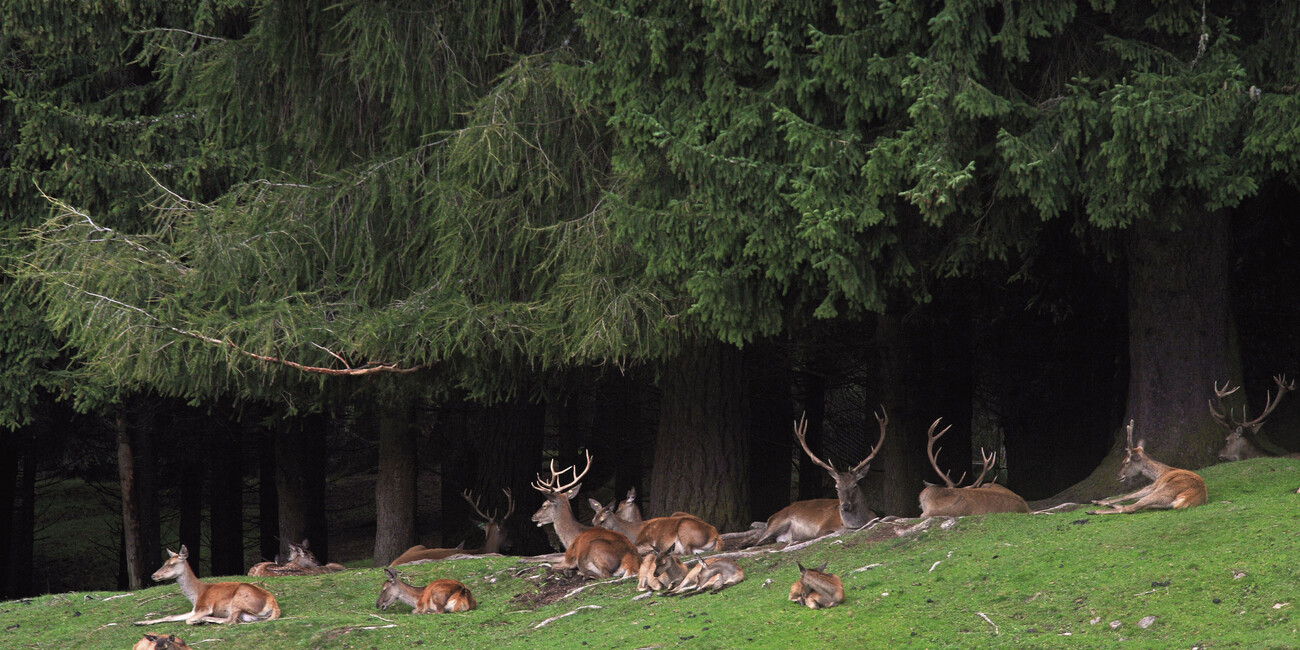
[3,458,1297,648]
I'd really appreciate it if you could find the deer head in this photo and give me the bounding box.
[793,408,887,526]
[1210,374,1294,461]
[463,487,515,552]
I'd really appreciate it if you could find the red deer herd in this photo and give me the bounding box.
[132,376,1296,644]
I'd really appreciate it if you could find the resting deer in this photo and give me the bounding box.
[248,538,345,576]
[918,418,1030,517]
[135,546,280,626]
[530,451,640,579]
[1089,420,1208,514]
[788,562,844,609]
[637,547,689,592]
[672,556,744,595]
[391,488,515,566]
[616,487,643,523]
[375,567,476,613]
[738,409,888,547]
[589,498,721,555]
[1211,374,1298,461]
[133,634,193,650]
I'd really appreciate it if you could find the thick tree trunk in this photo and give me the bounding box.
[178,415,205,576]
[596,376,649,518]
[475,400,547,555]
[1036,211,1237,506]
[276,413,329,563]
[209,416,243,576]
[8,434,35,597]
[115,406,144,589]
[650,341,749,533]
[134,405,160,581]
[374,405,416,566]
[745,344,793,522]
[258,423,279,563]
[1126,213,1236,468]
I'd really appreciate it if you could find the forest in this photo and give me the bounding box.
[2,0,1298,598]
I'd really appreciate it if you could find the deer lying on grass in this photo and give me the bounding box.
[788,562,844,609]
[1211,374,1298,462]
[530,451,639,579]
[738,410,888,547]
[375,567,476,613]
[248,538,345,576]
[135,546,280,626]
[918,418,1030,517]
[390,488,516,566]
[1089,420,1208,514]
[615,487,643,523]
[637,547,689,592]
[133,634,193,650]
[589,498,721,555]
[674,556,744,594]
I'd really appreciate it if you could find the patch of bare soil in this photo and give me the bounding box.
[509,570,588,609]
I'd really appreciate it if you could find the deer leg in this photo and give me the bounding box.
[1117,491,1178,513]
[134,612,195,626]
[1092,484,1156,507]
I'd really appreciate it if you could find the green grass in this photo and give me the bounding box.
[5,458,1298,649]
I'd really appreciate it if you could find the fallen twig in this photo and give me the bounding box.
[977,612,999,635]
[534,605,602,629]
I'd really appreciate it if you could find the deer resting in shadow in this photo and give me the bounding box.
[390,488,516,566]
[1089,420,1208,514]
[918,418,1030,517]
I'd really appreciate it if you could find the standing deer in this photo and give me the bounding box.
[1089,420,1208,514]
[589,499,721,555]
[135,546,280,626]
[248,538,345,576]
[738,409,888,547]
[133,634,193,650]
[788,562,844,609]
[390,488,516,566]
[1210,374,1298,462]
[530,451,640,579]
[918,418,1030,517]
[375,567,476,613]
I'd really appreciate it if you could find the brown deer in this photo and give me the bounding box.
[738,409,888,547]
[133,634,193,650]
[616,487,643,523]
[134,546,280,626]
[918,418,1030,517]
[390,488,516,566]
[248,538,345,576]
[637,547,689,592]
[1089,420,1208,514]
[1210,374,1298,462]
[375,567,476,613]
[530,451,640,579]
[788,562,844,609]
[672,556,744,595]
[589,498,722,555]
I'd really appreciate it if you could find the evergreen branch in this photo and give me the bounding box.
[56,282,426,377]
[133,28,227,43]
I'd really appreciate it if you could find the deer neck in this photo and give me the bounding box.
[799,570,842,598]
[549,497,590,549]
[480,524,505,554]
[395,580,423,608]
[174,561,207,607]
[1137,454,1174,480]
[605,515,643,540]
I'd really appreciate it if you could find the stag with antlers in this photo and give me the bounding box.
[390,488,515,566]
[530,451,640,579]
[918,418,1029,517]
[1210,374,1298,462]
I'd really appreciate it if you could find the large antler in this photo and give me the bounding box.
[1209,374,1295,432]
[461,487,516,523]
[970,449,998,487]
[792,407,887,476]
[531,450,593,494]
[925,418,958,488]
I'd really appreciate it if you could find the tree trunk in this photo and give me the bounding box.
[134,404,160,581]
[1126,212,1236,468]
[8,433,36,597]
[276,412,329,563]
[374,404,416,566]
[115,406,144,590]
[0,430,16,598]
[209,415,243,576]
[258,422,279,563]
[796,371,826,502]
[178,414,205,576]
[475,399,547,555]
[650,341,749,533]
[1036,211,1237,506]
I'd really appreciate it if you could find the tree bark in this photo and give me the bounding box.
[115,406,144,589]
[258,422,279,563]
[474,399,547,555]
[209,415,244,577]
[374,404,416,566]
[650,341,749,533]
[178,412,205,576]
[1126,212,1236,468]
[8,432,36,597]
[276,412,329,563]
[0,430,16,598]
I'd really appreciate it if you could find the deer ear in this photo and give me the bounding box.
[816,561,829,573]
[797,562,806,573]
[587,498,603,512]
[385,567,398,580]
[300,538,310,549]
[177,545,189,558]
[625,487,637,502]
[566,483,583,499]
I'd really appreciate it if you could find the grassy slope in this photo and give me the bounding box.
[3,458,1297,649]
